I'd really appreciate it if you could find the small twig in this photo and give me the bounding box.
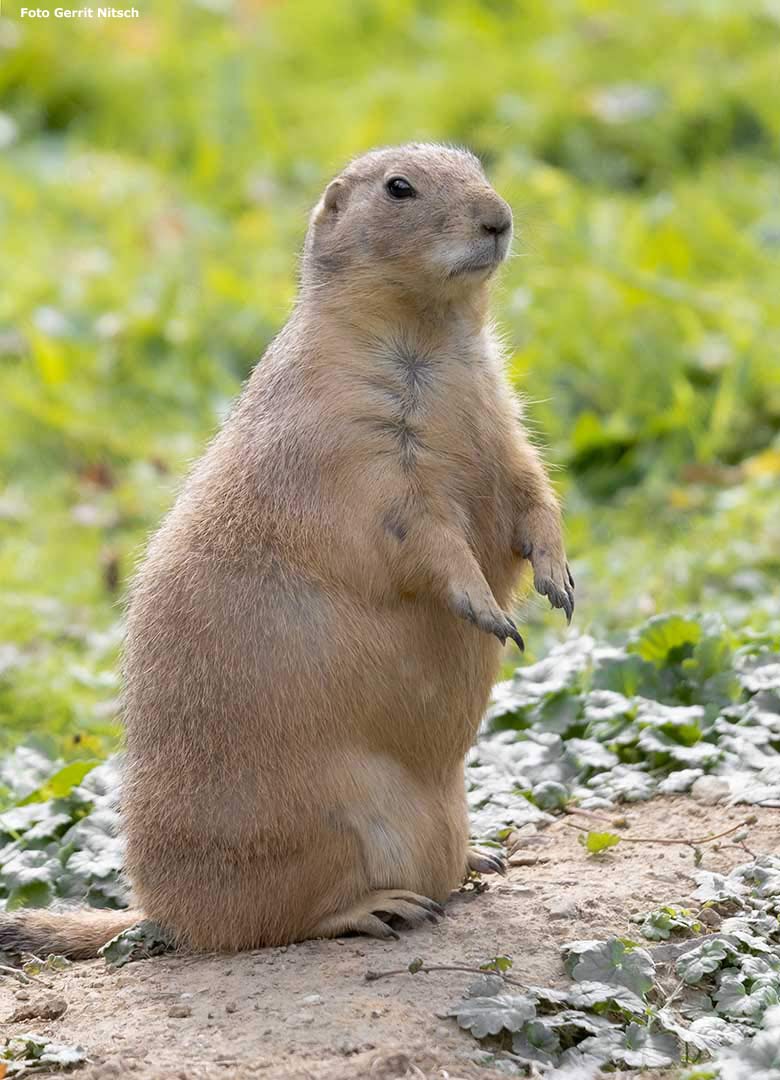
[365,962,529,990]
[0,963,47,986]
[0,962,28,982]
[0,964,53,990]
[560,819,753,848]
[660,977,687,1011]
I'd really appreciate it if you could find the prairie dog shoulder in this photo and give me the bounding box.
[153,146,543,604]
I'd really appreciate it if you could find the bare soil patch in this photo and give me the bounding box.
[2,797,777,1080]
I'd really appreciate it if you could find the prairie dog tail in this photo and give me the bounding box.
[0,908,143,961]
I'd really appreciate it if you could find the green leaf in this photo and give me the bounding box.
[449,993,536,1039]
[539,1008,620,1035]
[22,953,71,976]
[657,1009,742,1053]
[0,748,58,803]
[6,879,54,911]
[1,1035,86,1071]
[741,661,780,695]
[692,869,748,904]
[619,1022,680,1068]
[1,849,61,910]
[534,692,582,735]
[714,973,780,1020]
[466,974,506,998]
[583,831,622,854]
[586,766,657,803]
[530,781,569,810]
[18,762,98,806]
[480,954,513,973]
[584,689,634,722]
[708,1006,780,1074]
[676,936,739,983]
[592,654,662,698]
[98,920,175,968]
[628,614,702,667]
[579,1023,679,1069]
[564,937,655,997]
[747,857,780,899]
[635,904,703,941]
[511,1021,560,1066]
[565,980,647,1014]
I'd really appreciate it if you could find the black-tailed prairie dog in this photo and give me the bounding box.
[1,144,573,957]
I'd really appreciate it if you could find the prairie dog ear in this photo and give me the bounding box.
[311,178,348,226]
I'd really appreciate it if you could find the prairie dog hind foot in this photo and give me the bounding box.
[312,890,444,941]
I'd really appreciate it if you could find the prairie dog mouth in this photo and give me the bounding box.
[449,252,504,277]
[448,232,510,278]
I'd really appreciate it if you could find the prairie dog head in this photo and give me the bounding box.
[302,144,513,301]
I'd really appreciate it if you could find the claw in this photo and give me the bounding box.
[393,894,445,917]
[359,915,400,940]
[563,591,574,625]
[313,889,440,941]
[537,576,574,626]
[452,588,525,649]
[506,620,525,652]
[468,849,507,876]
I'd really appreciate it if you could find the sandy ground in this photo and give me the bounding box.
[1,797,777,1080]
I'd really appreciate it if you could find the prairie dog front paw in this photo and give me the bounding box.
[516,506,574,623]
[448,584,525,651]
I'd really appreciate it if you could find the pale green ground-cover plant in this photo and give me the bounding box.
[2,611,779,1076]
[445,856,780,1075]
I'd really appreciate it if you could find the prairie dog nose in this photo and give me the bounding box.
[479,200,512,238]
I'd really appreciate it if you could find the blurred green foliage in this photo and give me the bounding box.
[0,0,779,755]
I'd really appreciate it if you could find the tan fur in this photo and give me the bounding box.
[0,909,141,961]
[0,144,572,958]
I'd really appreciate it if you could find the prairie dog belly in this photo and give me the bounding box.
[336,751,469,902]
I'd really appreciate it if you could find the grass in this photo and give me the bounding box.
[0,0,779,755]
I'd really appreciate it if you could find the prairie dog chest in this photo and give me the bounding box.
[353,333,507,483]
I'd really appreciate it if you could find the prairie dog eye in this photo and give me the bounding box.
[385,176,416,200]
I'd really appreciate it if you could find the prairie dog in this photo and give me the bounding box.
[0,144,572,957]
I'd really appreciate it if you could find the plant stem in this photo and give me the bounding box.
[0,963,41,985]
[365,962,529,989]
[560,819,752,847]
